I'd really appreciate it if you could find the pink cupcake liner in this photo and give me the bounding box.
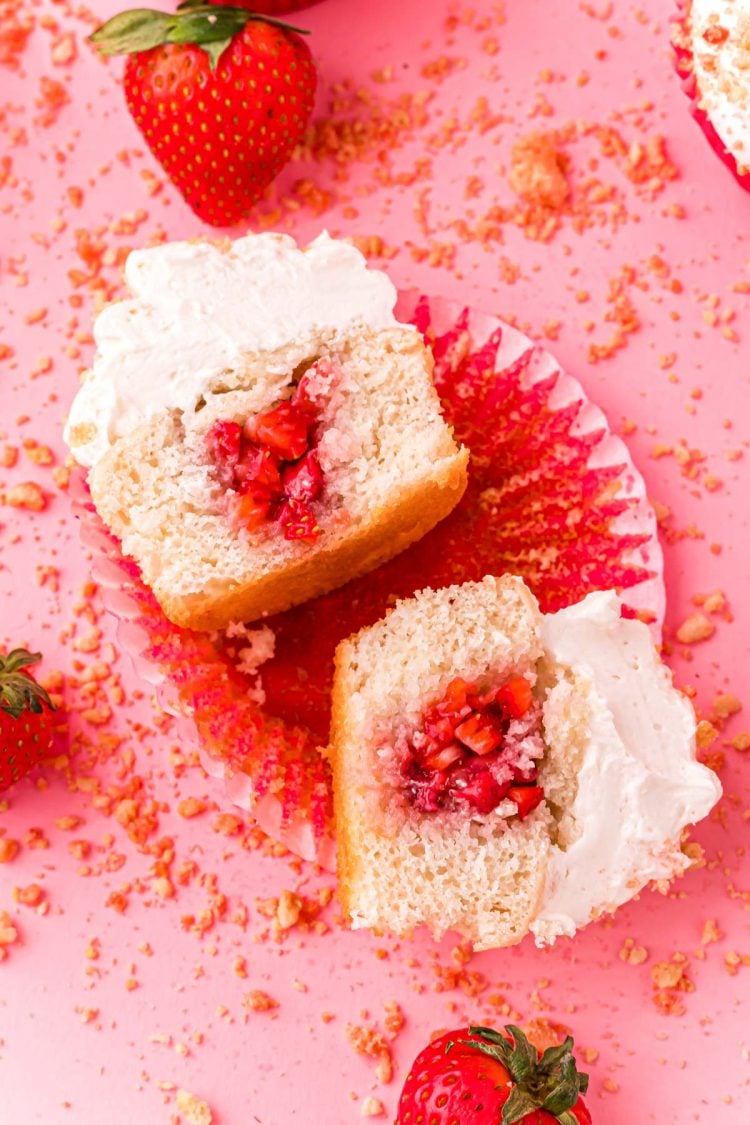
[672,0,750,191]
[71,293,665,868]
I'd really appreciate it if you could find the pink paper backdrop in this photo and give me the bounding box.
[1,1,748,1123]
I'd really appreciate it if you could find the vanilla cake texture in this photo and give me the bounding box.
[329,576,722,950]
[64,232,468,631]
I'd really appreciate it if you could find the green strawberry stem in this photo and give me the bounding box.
[90,3,310,70]
[457,1025,589,1125]
[0,649,55,720]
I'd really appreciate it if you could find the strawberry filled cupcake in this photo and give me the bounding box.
[330,576,721,950]
[64,232,467,632]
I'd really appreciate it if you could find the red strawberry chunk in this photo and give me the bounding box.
[508,785,544,820]
[245,401,310,460]
[281,450,323,502]
[206,368,334,540]
[455,711,504,756]
[423,742,466,772]
[232,483,273,529]
[279,498,320,543]
[453,770,506,816]
[405,768,451,814]
[234,442,283,494]
[436,677,472,717]
[422,711,458,748]
[511,763,539,784]
[206,420,242,484]
[293,357,335,417]
[495,675,533,719]
[402,673,544,819]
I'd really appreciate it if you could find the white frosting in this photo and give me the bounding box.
[64,232,401,468]
[531,591,721,945]
[690,0,750,166]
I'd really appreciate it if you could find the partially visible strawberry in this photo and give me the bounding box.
[90,3,317,226]
[216,1,322,12]
[397,1024,592,1125]
[0,648,56,792]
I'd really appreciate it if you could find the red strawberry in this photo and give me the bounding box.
[245,401,310,460]
[279,496,319,542]
[90,3,317,226]
[232,481,273,527]
[0,649,56,792]
[508,784,545,820]
[455,710,505,756]
[235,442,283,493]
[280,449,323,501]
[452,768,505,815]
[496,674,534,718]
[206,419,242,484]
[397,1024,592,1125]
[216,1,322,12]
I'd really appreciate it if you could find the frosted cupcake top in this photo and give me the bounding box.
[64,232,402,469]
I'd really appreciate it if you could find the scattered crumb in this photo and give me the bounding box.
[509,132,570,209]
[175,1088,212,1125]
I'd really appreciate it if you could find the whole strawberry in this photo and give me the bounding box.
[397,1025,592,1125]
[0,649,56,792]
[91,3,317,226]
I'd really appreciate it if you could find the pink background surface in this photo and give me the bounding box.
[1,1,749,1122]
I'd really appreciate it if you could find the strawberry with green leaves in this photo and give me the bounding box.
[0,649,56,792]
[91,2,317,226]
[396,1024,592,1125]
[216,1,322,12]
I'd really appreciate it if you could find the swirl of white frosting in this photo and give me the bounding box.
[64,231,401,468]
[532,591,722,944]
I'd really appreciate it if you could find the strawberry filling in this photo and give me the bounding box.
[401,675,545,818]
[205,358,334,543]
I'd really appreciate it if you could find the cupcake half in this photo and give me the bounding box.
[64,233,468,631]
[329,575,721,950]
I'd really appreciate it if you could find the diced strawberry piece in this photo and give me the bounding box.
[424,742,466,772]
[402,673,544,817]
[403,760,450,813]
[279,498,320,543]
[467,684,498,710]
[455,711,505,756]
[234,442,283,494]
[507,785,544,820]
[206,419,242,484]
[281,450,323,501]
[293,357,335,417]
[232,482,273,529]
[245,401,310,460]
[422,710,457,747]
[435,677,472,718]
[453,769,504,815]
[206,419,242,462]
[511,763,539,783]
[496,676,533,719]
